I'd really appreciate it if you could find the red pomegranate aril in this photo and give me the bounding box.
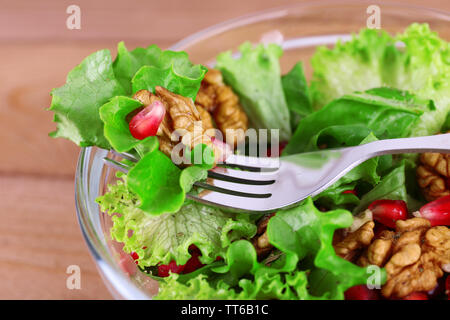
[368,199,408,228]
[342,189,358,196]
[183,251,205,274]
[157,260,185,277]
[344,285,380,300]
[131,251,139,261]
[129,100,166,140]
[416,195,450,226]
[402,292,429,300]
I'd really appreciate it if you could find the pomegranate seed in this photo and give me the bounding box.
[130,251,139,264]
[416,195,450,226]
[342,189,358,196]
[157,260,185,277]
[402,292,429,300]
[368,199,408,228]
[129,100,165,140]
[182,251,205,274]
[344,285,380,300]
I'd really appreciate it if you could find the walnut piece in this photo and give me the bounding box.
[133,87,216,161]
[334,221,375,262]
[381,224,450,298]
[358,230,395,267]
[195,69,248,147]
[251,213,275,260]
[417,152,450,201]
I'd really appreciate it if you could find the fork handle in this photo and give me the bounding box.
[362,133,450,157]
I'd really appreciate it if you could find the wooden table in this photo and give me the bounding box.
[0,0,448,299]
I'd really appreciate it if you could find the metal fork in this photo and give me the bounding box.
[103,133,450,213]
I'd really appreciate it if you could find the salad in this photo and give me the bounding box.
[49,23,450,300]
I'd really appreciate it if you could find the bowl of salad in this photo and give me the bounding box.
[50,1,450,299]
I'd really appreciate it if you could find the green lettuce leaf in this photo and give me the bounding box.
[96,179,257,267]
[267,198,386,299]
[283,87,424,155]
[155,196,387,301]
[216,42,291,141]
[49,43,207,149]
[112,42,162,94]
[353,161,411,214]
[281,62,313,129]
[310,24,450,136]
[126,150,184,215]
[310,28,394,108]
[99,96,151,153]
[442,112,450,132]
[49,49,126,148]
[155,274,239,300]
[113,41,208,99]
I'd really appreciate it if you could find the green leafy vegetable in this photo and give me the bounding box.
[49,50,126,148]
[281,62,313,129]
[353,161,410,213]
[50,43,207,149]
[283,88,423,155]
[310,24,450,136]
[112,42,162,94]
[267,198,386,299]
[216,42,291,141]
[127,150,185,215]
[96,179,257,267]
[99,96,148,152]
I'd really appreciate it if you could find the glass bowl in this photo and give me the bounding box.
[75,0,450,299]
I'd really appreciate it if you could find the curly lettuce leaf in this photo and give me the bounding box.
[281,62,313,129]
[267,198,386,299]
[96,179,257,267]
[49,42,207,149]
[310,24,450,136]
[132,64,207,101]
[156,240,311,300]
[155,274,239,300]
[216,42,291,141]
[49,50,126,148]
[283,87,424,155]
[112,42,162,94]
[310,28,394,108]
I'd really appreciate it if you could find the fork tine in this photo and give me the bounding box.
[195,178,274,195]
[187,190,275,212]
[223,154,279,171]
[110,149,139,163]
[209,167,277,185]
[103,157,131,173]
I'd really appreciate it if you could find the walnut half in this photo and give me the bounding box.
[417,151,450,201]
[195,69,248,147]
[132,88,215,162]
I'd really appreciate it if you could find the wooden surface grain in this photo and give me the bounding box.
[0,0,448,300]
